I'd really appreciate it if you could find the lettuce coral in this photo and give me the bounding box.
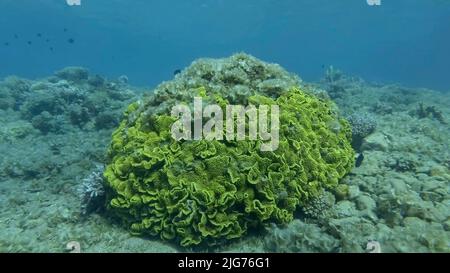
[103,85,355,246]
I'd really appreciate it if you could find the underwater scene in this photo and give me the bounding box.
[0,0,449,253]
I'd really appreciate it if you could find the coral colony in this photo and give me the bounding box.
[102,54,355,246]
[170,95,280,152]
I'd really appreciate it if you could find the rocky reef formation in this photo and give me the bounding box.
[1,67,136,135]
[264,219,339,253]
[141,53,302,116]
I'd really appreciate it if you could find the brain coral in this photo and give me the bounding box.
[103,54,355,246]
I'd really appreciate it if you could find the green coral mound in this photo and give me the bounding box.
[103,82,355,246]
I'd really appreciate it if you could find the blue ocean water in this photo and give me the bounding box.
[0,0,449,90]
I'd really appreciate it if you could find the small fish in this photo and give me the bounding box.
[49,47,54,51]
[4,42,9,46]
[63,28,68,32]
[355,153,364,167]
[173,69,181,76]
[37,33,42,37]
[45,38,50,42]
[14,34,18,39]
[68,38,75,44]
[27,41,32,45]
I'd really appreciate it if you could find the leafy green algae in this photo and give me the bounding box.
[103,85,355,247]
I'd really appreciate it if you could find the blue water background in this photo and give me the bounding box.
[0,0,449,91]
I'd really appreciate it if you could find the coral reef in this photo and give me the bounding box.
[347,112,377,139]
[134,53,303,117]
[385,156,417,173]
[0,57,448,253]
[410,103,447,124]
[321,66,346,100]
[347,112,377,150]
[54,67,89,82]
[87,75,105,88]
[78,165,106,215]
[117,75,129,85]
[0,68,137,134]
[104,87,355,246]
[301,191,335,219]
[264,220,339,252]
[103,54,355,247]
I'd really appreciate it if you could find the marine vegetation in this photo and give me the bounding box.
[102,54,355,247]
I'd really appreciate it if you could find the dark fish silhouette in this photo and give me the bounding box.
[37,33,42,37]
[50,47,54,52]
[46,39,50,42]
[27,41,32,45]
[355,153,364,167]
[4,42,9,46]
[68,38,75,44]
[173,69,181,75]
[14,34,18,39]
[64,28,68,32]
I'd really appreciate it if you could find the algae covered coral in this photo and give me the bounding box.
[102,54,355,246]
